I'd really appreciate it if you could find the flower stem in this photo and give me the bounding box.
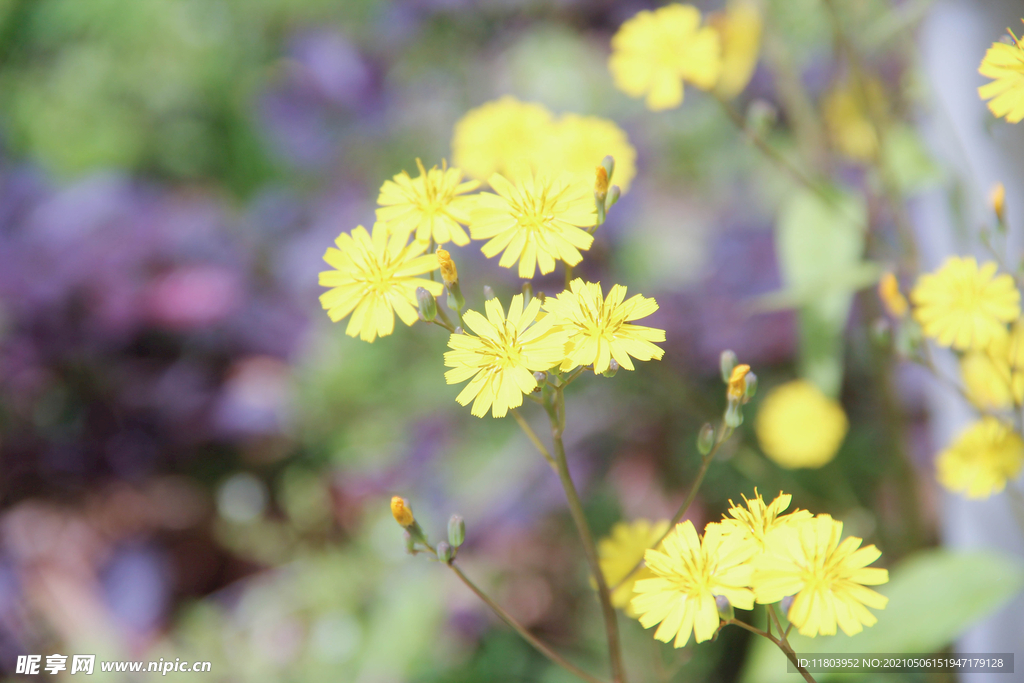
[511,408,558,473]
[725,616,818,683]
[447,562,609,683]
[545,385,628,683]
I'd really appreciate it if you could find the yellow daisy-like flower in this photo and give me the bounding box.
[543,114,638,193]
[755,380,848,469]
[961,350,1014,410]
[375,159,480,246]
[978,24,1024,124]
[598,519,670,617]
[444,294,567,418]
[470,169,596,279]
[451,96,556,181]
[609,4,722,112]
[709,0,763,98]
[910,256,1020,351]
[543,278,666,374]
[936,417,1024,500]
[753,514,889,637]
[631,521,755,648]
[719,490,813,555]
[318,223,444,342]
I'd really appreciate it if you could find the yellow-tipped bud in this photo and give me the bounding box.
[726,364,751,401]
[437,248,458,286]
[391,496,414,527]
[990,182,1006,223]
[595,166,610,199]
[878,272,908,318]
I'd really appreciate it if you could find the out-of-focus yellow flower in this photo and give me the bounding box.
[978,24,1024,124]
[543,278,665,373]
[391,496,415,527]
[719,490,812,555]
[755,380,848,469]
[823,78,886,162]
[990,182,1006,222]
[754,515,889,637]
[470,169,595,279]
[319,223,444,342]
[878,272,908,318]
[937,417,1024,499]
[609,4,722,111]
[598,519,670,617]
[632,521,755,647]
[910,256,1020,351]
[961,350,1014,410]
[544,114,638,193]
[437,248,458,286]
[452,96,555,180]
[444,294,567,418]
[726,363,751,401]
[376,159,480,246]
[709,1,762,98]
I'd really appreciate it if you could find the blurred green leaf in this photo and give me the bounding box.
[882,124,943,194]
[740,549,1024,683]
[773,187,868,397]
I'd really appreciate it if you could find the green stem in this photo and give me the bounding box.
[726,615,818,683]
[448,562,609,683]
[545,386,628,683]
[511,408,558,473]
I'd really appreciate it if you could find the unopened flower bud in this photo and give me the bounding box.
[437,248,458,286]
[724,399,744,428]
[448,514,465,548]
[870,318,891,346]
[605,185,621,209]
[601,155,615,183]
[720,350,738,383]
[894,319,922,357]
[743,372,757,401]
[454,326,464,335]
[417,287,437,321]
[726,364,751,401]
[534,371,547,383]
[878,272,908,318]
[602,359,620,377]
[483,285,495,300]
[391,496,414,527]
[746,99,778,136]
[715,594,734,621]
[780,594,795,616]
[990,182,1006,224]
[437,540,453,562]
[595,166,609,200]
[697,423,716,455]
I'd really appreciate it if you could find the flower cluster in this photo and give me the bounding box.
[608,2,762,111]
[620,491,889,646]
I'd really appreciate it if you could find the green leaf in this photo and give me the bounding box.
[882,124,943,194]
[740,549,1024,683]
[773,187,867,397]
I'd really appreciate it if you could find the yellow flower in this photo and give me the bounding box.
[961,350,1014,410]
[726,363,751,401]
[598,519,670,616]
[451,96,555,181]
[609,4,722,111]
[437,248,458,286]
[878,272,908,318]
[978,24,1024,124]
[937,417,1024,499]
[823,78,886,162]
[319,223,444,342]
[910,256,1020,351]
[543,114,638,193]
[376,159,480,246]
[470,169,596,279]
[391,496,415,527]
[543,278,666,373]
[753,515,889,637]
[632,521,755,647]
[444,294,567,418]
[990,182,1006,222]
[719,490,813,555]
[755,380,848,469]
[709,1,763,98]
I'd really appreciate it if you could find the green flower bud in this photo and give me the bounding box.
[697,423,716,455]
[447,281,465,313]
[743,372,758,401]
[605,185,621,209]
[715,594,735,621]
[483,285,495,300]
[454,326,464,335]
[724,399,744,428]
[602,359,620,378]
[720,350,738,383]
[448,514,465,548]
[601,155,615,182]
[437,541,453,563]
[870,318,891,347]
[416,287,437,321]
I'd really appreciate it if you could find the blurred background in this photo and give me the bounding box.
[0,0,1022,681]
